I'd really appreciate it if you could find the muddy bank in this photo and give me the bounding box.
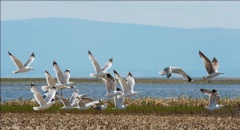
[1,113,239,129]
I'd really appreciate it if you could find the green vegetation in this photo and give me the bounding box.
[1,78,240,84]
[1,98,240,115]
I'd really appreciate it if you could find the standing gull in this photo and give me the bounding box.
[200,89,223,111]
[88,50,113,77]
[8,51,35,73]
[114,88,128,109]
[199,50,223,82]
[160,66,193,82]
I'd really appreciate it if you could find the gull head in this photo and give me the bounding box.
[203,76,207,81]
[30,82,34,88]
[212,89,217,93]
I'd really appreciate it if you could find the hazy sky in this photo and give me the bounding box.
[2,1,240,29]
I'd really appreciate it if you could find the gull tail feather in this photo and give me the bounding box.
[90,73,96,77]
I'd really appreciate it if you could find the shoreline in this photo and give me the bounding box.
[1,78,240,84]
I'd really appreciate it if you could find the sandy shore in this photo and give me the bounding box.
[1,113,239,129]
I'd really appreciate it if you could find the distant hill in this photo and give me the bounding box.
[1,18,240,78]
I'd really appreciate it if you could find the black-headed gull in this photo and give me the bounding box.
[42,70,74,92]
[200,88,223,111]
[88,50,113,77]
[75,99,102,110]
[101,74,122,98]
[113,70,138,98]
[114,88,128,109]
[160,66,193,82]
[30,83,56,110]
[58,90,79,110]
[53,60,75,96]
[8,51,35,73]
[199,50,223,82]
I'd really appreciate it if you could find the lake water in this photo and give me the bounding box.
[1,82,240,102]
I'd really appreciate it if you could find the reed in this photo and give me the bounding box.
[1,98,240,114]
[1,78,240,84]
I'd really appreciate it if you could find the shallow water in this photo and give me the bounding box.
[1,82,240,101]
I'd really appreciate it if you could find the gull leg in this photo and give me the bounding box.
[95,77,97,82]
[61,89,63,97]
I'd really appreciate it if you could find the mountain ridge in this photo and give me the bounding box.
[1,18,240,78]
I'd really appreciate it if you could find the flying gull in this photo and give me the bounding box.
[200,88,223,111]
[199,50,223,82]
[8,51,35,73]
[30,83,56,110]
[113,70,138,98]
[101,73,122,98]
[160,66,193,82]
[88,50,113,77]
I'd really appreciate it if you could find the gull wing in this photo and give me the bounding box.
[101,76,112,93]
[200,89,212,95]
[86,100,100,106]
[30,83,41,94]
[77,93,88,99]
[199,51,215,74]
[8,51,25,69]
[209,93,219,107]
[171,67,193,82]
[64,68,70,83]
[101,58,113,72]
[53,60,66,84]
[24,52,35,67]
[60,97,71,107]
[78,100,86,107]
[105,74,117,92]
[80,98,94,104]
[45,70,56,86]
[109,74,117,92]
[212,57,219,72]
[69,90,79,105]
[44,86,56,104]
[163,67,172,78]
[113,70,131,92]
[34,93,47,106]
[88,51,101,73]
[126,72,135,91]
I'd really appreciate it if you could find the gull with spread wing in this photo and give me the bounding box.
[58,90,79,109]
[160,66,193,82]
[8,51,35,73]
[75,98,102,110]
[200,88,223,111]
[101,73,122,98]
[199,50,223,83]
[113,70,138,98]
[30,83,56,110]
[88,50,113,77]
[42,70,74,92]
[53,60,75,96]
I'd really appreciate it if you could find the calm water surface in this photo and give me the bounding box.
[1,82,240,102]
